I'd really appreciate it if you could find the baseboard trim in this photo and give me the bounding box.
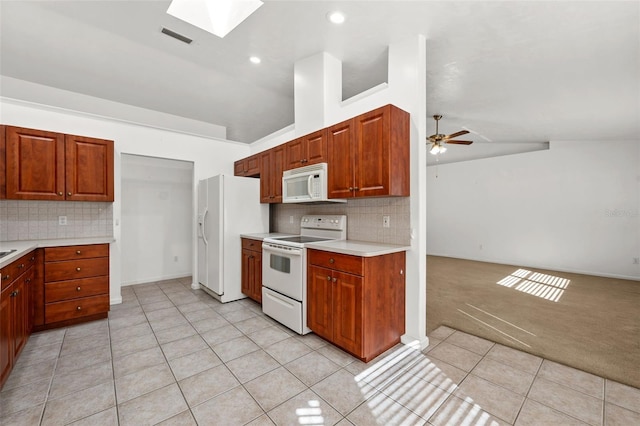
[122,273,192,286]
[426,253,639,281]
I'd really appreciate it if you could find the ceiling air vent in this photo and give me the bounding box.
[161,27,192,44]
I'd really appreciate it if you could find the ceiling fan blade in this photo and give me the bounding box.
[444,130,470,139]
[446,140,473,145]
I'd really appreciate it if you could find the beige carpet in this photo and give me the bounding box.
[426,255,640,389]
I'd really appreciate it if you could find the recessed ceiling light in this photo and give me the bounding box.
[327,11,345,24]
[249,56,261,64]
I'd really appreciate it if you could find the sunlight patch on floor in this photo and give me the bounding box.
[352,341,499,425]
[295,399,325,425]
[497,269,570,302]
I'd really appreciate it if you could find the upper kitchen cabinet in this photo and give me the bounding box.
[4,126,114,202]
[0,125,6,199]
[65,135,114,201]
[260,145,285,203]
[284,129,327,170]
[234,154,260,177]
[327,105,410,199]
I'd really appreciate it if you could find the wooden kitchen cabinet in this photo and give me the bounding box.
[0,250,36,389]
[4,126,114,201]
[307,249,406,362]
[234,154,260,177]
[64,134,114,201]
[284,129,328,170]
[40,243,110,328]
[241,238,263,303]
[0,125,6,199]
[260,145,285,203]
[327,105,410,199]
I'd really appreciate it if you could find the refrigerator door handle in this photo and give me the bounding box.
[201,209,209,245]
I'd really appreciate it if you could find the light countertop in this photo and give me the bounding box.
[240,233,296,241]
[306,240,410,257]
[0,237,115,268]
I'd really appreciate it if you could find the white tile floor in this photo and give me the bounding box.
[1,277,639,425]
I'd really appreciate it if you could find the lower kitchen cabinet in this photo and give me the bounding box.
[307,249,405,362]
[241,238,263,303]
[39,243,110,329]
[0,250,36,389]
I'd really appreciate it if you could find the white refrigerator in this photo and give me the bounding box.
[197,174,268,302]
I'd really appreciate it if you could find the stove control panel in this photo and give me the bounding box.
[300,215,347,231]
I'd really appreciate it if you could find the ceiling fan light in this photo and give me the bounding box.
[440,145,447,154]
[430,145,440,155]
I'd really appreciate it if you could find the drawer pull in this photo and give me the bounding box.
[30,256,35,261]
[329,258,335,264]
[332,277,337,283]
[10,291,17,297]
[400,269,404,275]
[76,306,82,311]
[327,276,331,281]
[76,267,81,272]
[76,286,82,291]
[68,192,72,196]
[18,263,24,269]
[58,192,63,196]
[76,250,81,255]
[3,274,10,281]
[25,278,31,284]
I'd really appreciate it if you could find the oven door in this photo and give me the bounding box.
[261,243,303,301]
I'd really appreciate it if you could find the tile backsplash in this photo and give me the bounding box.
[0,200,113,241]
[272,197,411,245]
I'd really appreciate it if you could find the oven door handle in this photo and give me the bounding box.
[262,244,303,256]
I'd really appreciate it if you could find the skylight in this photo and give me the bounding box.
[167,0,263,38]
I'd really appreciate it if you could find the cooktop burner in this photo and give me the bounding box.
[271,236,335,244]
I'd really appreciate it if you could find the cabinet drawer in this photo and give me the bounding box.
[308,250,363,276]
[44,244,108,262]
[45,294,109,323]
[45,258,109,282]
[1,251,36,290]
[45,276,109,303]
[242,238,262,252]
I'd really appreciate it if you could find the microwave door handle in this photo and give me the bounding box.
[308,175,314,197]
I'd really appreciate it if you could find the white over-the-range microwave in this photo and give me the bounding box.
[282,163,346,203]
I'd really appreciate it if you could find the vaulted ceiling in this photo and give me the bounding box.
[1,1,638,153]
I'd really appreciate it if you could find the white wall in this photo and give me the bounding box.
[427,140,640,280]
[121,155,193,285]
[0,94,250,304]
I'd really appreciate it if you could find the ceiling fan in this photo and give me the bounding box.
[428,115,473,155]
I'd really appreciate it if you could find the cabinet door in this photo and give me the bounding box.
[327,119,355,199]
[332,271,363,356]
[0,286,12,387]
[6,126,65,200]
[12,272,33,359]
[304,129,327,166]
[307,265,333,341]
[284,137,305,170]
[24,269,34,335]
[65,135,114,201]
[241,249,253,298]
[270,145,285,203]
[353,106,390,197]
[252,252,262,303]
[259,151,272,203]
[245,155,260,177]
[0,125,6,199]
[234,159,247,176]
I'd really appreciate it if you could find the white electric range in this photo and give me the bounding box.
[261,215,347,334]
